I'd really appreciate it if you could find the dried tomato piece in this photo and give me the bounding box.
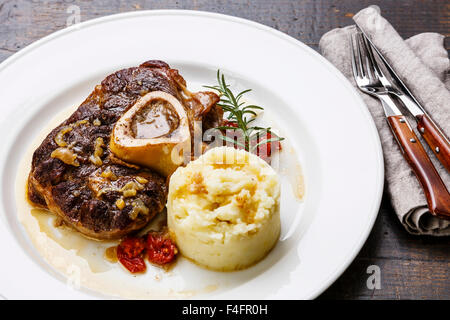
[117,244,146,274]
[223,121,246,150]
[223,120,238,128]
[146,232,178,265]
[117,237,147,273]
[253,132,282,162]
[119,237,146,259]
[222,121,282,162]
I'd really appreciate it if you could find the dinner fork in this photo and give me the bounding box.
[350,32,450,219]
[355,25,450,173]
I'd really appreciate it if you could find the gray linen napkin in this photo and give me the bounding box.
[319,6,450,236]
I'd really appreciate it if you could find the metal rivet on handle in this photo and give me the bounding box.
[435,147,440,153]
[410,138,416,143]
[419,127,425,133]
[399,118,405,123]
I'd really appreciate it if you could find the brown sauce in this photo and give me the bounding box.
[131,99,180,139]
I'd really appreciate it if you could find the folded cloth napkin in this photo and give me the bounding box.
[319,5,450,236]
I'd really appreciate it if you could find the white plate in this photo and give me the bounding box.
[0,10,383,299]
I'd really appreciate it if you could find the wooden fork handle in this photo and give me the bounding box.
[416,114,450,173]
[387,115,450,220]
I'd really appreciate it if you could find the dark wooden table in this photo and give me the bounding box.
[1,0,448,299]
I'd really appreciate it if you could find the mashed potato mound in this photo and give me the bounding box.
[167,146,281,271]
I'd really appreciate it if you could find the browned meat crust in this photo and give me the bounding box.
[28,60,221,240]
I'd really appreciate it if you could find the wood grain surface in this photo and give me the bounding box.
[0,0,449,300]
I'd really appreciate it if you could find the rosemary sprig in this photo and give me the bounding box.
[204,70,284,152]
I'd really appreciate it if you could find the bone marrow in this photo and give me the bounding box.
[131,97,180,139]
[110,91,191,177]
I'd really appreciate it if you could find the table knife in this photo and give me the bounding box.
[356,25,450,173]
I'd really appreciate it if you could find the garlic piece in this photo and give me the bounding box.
[129,199,149,220]
[116,198,125,210]
[136,176,148,184]
[89,137,105,166]
[120,181,143,198]
[51,147,80,166]
[101,168,118,180]
[55,126,73,147]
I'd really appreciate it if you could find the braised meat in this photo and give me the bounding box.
[28,60,221,240]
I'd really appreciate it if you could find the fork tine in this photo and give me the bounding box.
[357,32,375,79]
[361,35,377,76]
[350,33,359,79]
[357,32,383,84]
[354,33,365,78]
[360,37,374,81]
[350,33,365,81]
[361,34,387,82]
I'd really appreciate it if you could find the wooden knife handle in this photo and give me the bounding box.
[416,113,450,173]
[387,115,450,219]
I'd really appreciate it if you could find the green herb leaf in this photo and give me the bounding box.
[204,70,284,152]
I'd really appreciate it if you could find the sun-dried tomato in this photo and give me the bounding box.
[117,244,146,274]
[252,132,282,162]
[223,120,245,150]
[223,120,238,128]
[222,121,282,162]
[146,232,178,265]
[119,237,146,259]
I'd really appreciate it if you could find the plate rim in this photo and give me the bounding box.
[0,9,384,299]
